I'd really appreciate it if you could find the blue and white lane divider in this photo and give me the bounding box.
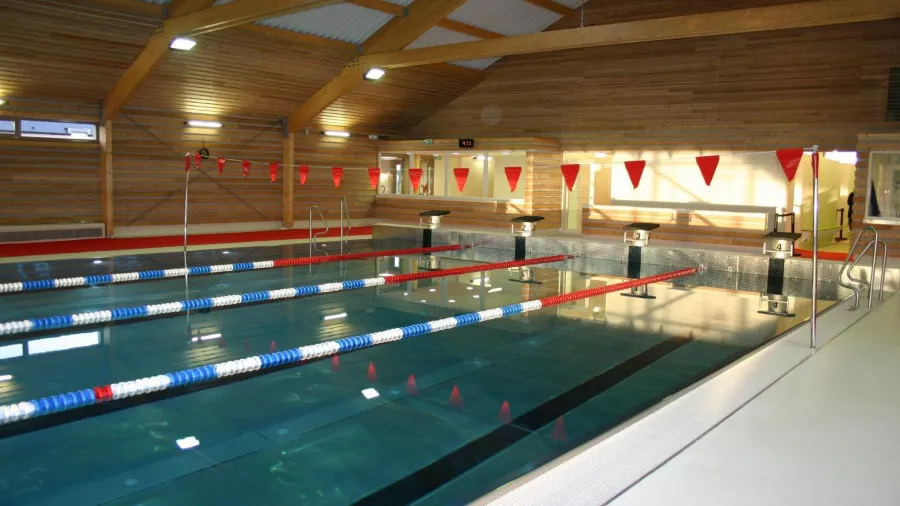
[0,245,465,294]
[0,267,699,426]
[0,255,568,337]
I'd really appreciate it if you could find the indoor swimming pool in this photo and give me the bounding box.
[0,240,835,506]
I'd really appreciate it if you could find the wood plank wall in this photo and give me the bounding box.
[0,99,102,225]
[113,110,378,228]
[528,147,563,230]
[292,135,378,225]
[854,134,900,257]
[411,13,900,151]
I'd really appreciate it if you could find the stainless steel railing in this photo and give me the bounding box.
[837,225,888,310]
[309,205,329,257]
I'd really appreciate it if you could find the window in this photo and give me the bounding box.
[378,150,527,201]
[19,120,96,140]
[866,152,900,223]
[0,119,13,135]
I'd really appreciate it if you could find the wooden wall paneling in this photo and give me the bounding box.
[411,16,900,152]
[292,135,378,226]
[113,111,284,227]
[312,64,485,135]
[0,1,157,103]
[373,197,519,228]
[129,28,352,120]
[0,140,101,226]
[527,149,564,230]
[855,134,900,257]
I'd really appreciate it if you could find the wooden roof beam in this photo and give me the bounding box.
[360,0,900,68]
[287,0,467,132]
[523,0,575,17]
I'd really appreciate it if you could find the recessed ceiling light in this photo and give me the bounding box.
[169,38,197,51]
[0,99,6,106]
[324,130,351,138]
[428,288,436,292]
[364,68,385,81]
[473,295,480,299]
[448,299,455,303]
[185,120,222,128]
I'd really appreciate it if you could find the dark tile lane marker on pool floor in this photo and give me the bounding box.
[352,335,692,506]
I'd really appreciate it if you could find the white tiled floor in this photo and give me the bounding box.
[610,290,900,506]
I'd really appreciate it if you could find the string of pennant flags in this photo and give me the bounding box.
[183,148,808,192]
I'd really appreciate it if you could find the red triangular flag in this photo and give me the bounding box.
[552,416,567,442]
[505,166,522,192]
[216,157,225,175]
[194,152,202,169]
[409,168,423,192]
[184,154,191,173]
[406,374,418,395]
[453,168,469,192]
[497,400,512,423]
[241,160,250,178]
[332,166,343,188]
[776,148,804,183]
[366,361,377,382]
[695,155,719,186]
[811,150,819,178]
[269,163,279,183]
[561,164,579,191]
[367,168,380,189]
[448,385,462,407]
[624,160,646,189]
[331,355,340,372]
[298,165,309,185]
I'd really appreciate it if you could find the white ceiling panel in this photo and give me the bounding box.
[446,0,562,37]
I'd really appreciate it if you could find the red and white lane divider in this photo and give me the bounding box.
[0,245,466,294]
[0,267,699,426]
[0,255,570,337]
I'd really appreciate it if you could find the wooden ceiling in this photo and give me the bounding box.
[0,0,485,134]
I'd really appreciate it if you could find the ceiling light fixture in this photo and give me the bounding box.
[324,130,351,138]
[169,38,197,51]
[364,68,386,81]
[185,120,222,128]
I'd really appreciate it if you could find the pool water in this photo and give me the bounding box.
[0,241,828,505]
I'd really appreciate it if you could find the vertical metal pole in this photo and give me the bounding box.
[811,149,820,349]
[308,207,313,258]
[183,157,191,323]
[340,197,344,255]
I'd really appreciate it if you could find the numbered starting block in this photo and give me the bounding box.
[508,265,541,284]
[418,210,449,248]
[623,223,659,247]
[758,293,795,317]
[762,231,801,259]
[510,216,544,261]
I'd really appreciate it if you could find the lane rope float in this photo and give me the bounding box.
[0,245,466,294]
[0,255,570,337]
[0,267,699,426]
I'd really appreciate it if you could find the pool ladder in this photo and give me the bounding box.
[308,197,353,257]
[837,225,887,310]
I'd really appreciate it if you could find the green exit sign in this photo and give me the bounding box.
[423,139,434,145]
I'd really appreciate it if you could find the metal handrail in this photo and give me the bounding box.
[309,206,329,257]
[339,196,352,255]
[837,225,887,310]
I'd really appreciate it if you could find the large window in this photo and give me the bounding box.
[866,152,900,223]
[0,119,14,135]
[379,150,527,200]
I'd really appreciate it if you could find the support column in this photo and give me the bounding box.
[282,132,295,228]
[99,119,114,237]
